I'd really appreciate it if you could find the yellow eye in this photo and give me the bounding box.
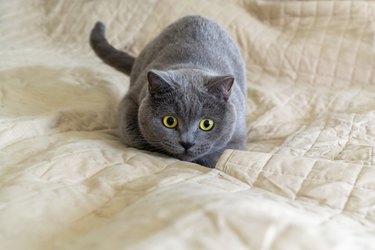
[199,119,214,131]
[162,116,178,129]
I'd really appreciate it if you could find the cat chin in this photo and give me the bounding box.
[170,146,214,162]
[162,147,194,161]
[174,151,204,162]
[176,154,196,162]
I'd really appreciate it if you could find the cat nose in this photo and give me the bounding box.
[179,141,195,150]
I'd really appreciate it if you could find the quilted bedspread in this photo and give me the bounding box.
[1,0,375,249]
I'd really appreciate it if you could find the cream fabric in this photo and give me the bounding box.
[1,1,375,249]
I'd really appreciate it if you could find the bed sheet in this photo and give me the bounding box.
[1,1,375,249]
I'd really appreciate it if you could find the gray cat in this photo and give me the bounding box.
[90,15,247,168]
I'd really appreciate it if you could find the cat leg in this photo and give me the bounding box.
[118,95,148,149]
[194,136,247,168]
[194,150,224,168]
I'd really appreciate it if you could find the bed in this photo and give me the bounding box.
[1,0,375,249]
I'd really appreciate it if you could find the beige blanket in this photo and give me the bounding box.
[1,0,375,249]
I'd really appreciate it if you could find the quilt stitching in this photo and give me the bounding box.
[223,152,375,190]
[346,18,368,89]
[251,153,273,187]
[275,2,303,84]
[291,158,317,200]
[309,3,334,87]
[349,20,372,88]
[341,164,365,213]
[224,156,375,219]
[332,113,356,162]
[328,14,350,88]
[302,115,329,157]
[293,4,318,86]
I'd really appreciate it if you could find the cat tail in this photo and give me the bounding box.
[90,21,135,76]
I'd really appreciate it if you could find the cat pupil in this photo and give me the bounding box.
[204,120,210,128]
[167,117,175,125]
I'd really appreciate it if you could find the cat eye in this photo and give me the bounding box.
[162,115,178,129]
[199,119,214,131]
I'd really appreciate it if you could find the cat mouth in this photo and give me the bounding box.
[178,151,196,161]
[161,142,209,162]
[176,154,196,162]
[166,147,197,161]
[176,147,209,162]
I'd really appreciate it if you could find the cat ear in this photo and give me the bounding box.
[147,70,173,96]
[207,75,234,101]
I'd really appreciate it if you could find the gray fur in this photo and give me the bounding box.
[90,22,135,75]
[90,16,247,168]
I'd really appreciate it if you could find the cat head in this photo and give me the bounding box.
[138,68,237,162]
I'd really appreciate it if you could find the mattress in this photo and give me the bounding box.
[1,0,375,249]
